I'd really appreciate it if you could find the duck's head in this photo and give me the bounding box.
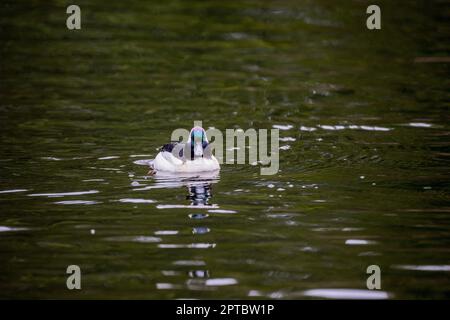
[188,126,209,159]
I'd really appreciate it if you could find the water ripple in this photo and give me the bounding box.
[158,243,216,249]
[407,122,433,128]
[105,236,162,243]
[54,200,100,205]
[393,265,450,272]
[0,189,28,194]
[0,226,28,232]
[117,198,156,204]
[158,204,218,209]
[345,239,377,245]
[154,230,179,235]
[273,124,294,130]
[173,260,206,266]
[208,209,237,214]
[28,190,99,197]
[205,278,238,286]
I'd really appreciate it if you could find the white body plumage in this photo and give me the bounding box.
[152,151,220,173]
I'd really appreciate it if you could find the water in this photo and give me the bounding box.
[0,0,449,299]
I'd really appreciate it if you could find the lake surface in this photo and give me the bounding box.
[0,0,449,299]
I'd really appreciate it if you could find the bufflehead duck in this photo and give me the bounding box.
[149,127,220,174]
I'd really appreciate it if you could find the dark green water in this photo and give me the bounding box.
[0,0,449,299]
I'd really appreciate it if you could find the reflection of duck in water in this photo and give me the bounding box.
[139,170,219,209]
[187,183,212,207]
[149,127,220,175]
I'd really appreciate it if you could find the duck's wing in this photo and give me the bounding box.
[160,143,176,153]
[160,142,186,161]
[203,142,213,159]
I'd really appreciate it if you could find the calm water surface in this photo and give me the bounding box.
[0,0,449,298]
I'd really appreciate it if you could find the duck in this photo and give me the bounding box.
[149,127,220,174]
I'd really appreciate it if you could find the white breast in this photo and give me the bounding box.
[153,152,220,173]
